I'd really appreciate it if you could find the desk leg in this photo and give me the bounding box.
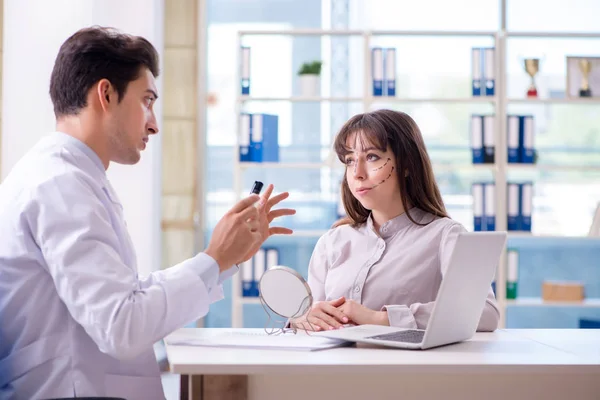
[181,374,247,400]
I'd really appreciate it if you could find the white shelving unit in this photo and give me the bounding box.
[230,22,600,328]
[506,297,600,307]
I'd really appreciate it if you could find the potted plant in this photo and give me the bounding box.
[298,60,322,97]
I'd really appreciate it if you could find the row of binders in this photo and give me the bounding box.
[472,182,533,232]
[471,114,536,164]
[471,47,495,97]
[491,248,519,299]
[241,248,279,297]
[239,113,279,162]
[371,47,396,96]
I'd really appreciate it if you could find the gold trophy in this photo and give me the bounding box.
[523,58,540,98]
[579,59,592,97]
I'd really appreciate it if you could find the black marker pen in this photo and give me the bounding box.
[250,181,264,195]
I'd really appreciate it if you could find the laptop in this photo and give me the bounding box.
[313,231,507,350]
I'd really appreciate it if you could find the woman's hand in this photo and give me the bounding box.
[337,299,389,326]
[291,297,349,331]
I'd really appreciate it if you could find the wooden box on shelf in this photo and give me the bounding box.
[542,280,585,302]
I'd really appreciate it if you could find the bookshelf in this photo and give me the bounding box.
[230,27,600,329]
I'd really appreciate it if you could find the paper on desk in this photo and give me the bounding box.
[167,331,351,352]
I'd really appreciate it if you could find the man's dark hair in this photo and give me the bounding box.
[49,26,160,118]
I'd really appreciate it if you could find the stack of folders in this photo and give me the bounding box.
[472,182,533,232]
[371,47,396,97]
[471,114,496,164]
[506,249,519,299]
[239,113,279,163]
[240,46,251,95]
[471,47,495,97]
[507,115,536,164]
[241,248,280,297]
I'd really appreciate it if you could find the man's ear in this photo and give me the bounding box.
[96,79,113,111]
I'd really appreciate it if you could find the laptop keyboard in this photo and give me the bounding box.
[367,329,425,344]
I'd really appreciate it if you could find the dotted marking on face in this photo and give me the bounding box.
[372,157,391,172]
[371,166,395,189]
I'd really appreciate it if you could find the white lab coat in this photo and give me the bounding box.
[0,132,235,400]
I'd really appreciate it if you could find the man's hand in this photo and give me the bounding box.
[240,184,296,262]
[204,195,263,271]
[338,299,389,326]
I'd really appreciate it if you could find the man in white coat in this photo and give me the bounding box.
[0,27,295,400]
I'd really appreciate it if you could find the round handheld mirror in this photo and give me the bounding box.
[258,266,313,319]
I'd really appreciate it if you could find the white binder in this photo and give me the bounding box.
[507,183,520,231]
[384,48,396,96]
[472,183,484,231]
[483,115,495,163]
[471,48,482,96]
[253,249,266,296]
[241,259,253,297]
[484,183,496,231]
[507,115,520,163]
[266,248,279,270]
[521,183,533,231]
[372,48,384,96]
[484,47,495,96]
[471,115,483,164]
[522,116,535,163]
[240,46,251,95]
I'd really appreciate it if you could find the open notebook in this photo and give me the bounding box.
[166,329,351,352]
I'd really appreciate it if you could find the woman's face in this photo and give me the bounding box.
[343,131,400,211]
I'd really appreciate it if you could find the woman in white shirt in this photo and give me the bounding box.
[291,109,499,332]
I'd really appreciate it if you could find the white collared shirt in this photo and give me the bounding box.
[308,208,499,331]
[0,132,236,399]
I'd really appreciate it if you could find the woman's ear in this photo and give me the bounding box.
[404,169,409,177]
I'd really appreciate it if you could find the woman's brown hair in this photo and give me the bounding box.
[332,109,448,228]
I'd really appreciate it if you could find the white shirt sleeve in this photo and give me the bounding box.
[27,172,229,360]
[383,223,500,331]
[307,235,329,302]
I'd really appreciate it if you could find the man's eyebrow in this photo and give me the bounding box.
[146,89,159,99]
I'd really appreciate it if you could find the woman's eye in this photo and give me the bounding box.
[145,97,154,107]
[345,158,354,166]
[367,154,380,161]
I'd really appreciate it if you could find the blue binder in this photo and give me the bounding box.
[472,183,484,231]
[239,113,252,162]
[240,46,251,95]
[241,259,253,297]
[520,182,533,232]
[484,47,495,96]
[250,114,279,162]
[384,48,396,97]
[507,115,520,163]
[471,115,484,164]
[484,182,496,231]
[521,115,535,164]
[483,115,495,164]
[372,48,383,96]
[251,249,266,297]
[507,183,520,231]
[471,48,482,96]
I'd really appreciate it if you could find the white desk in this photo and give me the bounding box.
[165,328,600,400]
